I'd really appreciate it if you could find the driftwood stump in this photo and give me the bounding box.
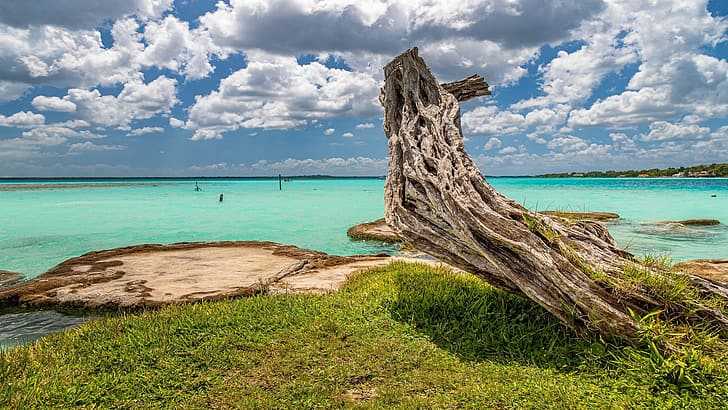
[381,48,728,338]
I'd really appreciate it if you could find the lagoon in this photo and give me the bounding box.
[1,177,727,279]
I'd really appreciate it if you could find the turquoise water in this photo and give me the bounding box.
[1,177,727,278]
[494,178,728,261]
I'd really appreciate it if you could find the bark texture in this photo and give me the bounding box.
[381,48,728,338]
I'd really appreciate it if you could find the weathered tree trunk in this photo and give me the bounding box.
[381,48,728,338]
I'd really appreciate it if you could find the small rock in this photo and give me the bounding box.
[347,218,402,243]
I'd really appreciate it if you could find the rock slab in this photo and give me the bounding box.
[0,241,395,310]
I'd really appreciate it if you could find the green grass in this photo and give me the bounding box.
[2,262,727,408]
[523,213,561,244]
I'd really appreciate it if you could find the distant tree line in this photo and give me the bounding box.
[539,163,728,178]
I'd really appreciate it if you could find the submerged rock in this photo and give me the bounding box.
[0,241,397,309]
[635,219,723,239]
[657,219,720,226]
[347,218,402,243]
[674,259,728,283]
[541,211,620,222]
[634,222,720,239]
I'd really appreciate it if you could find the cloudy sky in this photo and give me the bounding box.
[0,0,726,176]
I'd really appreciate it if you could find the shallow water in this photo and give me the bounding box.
[0,177,726,278]
[0,311,88,350]
[494,178,728,260]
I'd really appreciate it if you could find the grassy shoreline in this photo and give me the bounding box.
[2,262,727,408]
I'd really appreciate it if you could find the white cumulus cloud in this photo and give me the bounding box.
[640,121,710,142]
[127,126,164,136]
[186,53,380,140]
[60,76,178,129]
[31,96,77,112]
[0,111,45,127]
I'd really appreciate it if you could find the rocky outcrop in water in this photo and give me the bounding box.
[635,219,723,239]
[657,219,720,226]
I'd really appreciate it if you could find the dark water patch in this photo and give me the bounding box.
[0,311,88,350]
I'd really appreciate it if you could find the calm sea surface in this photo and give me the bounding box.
[1,177,727,278]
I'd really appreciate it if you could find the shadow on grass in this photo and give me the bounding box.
[387,263,611,371]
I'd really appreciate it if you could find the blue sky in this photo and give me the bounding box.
[0,0,727,176]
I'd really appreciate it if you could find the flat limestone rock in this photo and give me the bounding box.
[674,259,728,283]
[0,241,392,310]
[541,211,620,221]
[270,254,459,294]
[347,218,402,243]
[270,258,391,294]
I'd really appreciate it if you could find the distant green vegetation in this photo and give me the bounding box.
[2,262,727,408]
[539,163,728,178]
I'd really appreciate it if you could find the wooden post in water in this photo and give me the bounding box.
[279,174,282,191]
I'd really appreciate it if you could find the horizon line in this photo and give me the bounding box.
[0,175,536,179]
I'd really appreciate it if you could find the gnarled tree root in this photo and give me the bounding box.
[380,48,728,339]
